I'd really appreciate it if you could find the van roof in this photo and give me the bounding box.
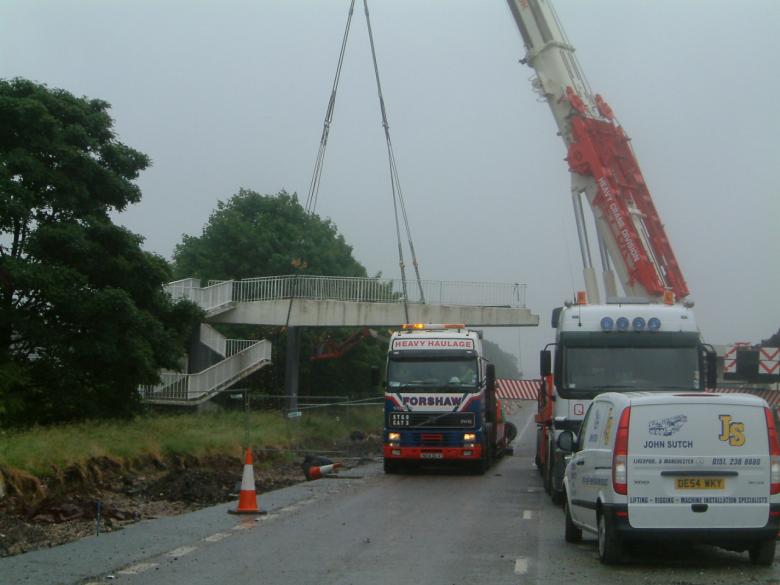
[595,391,769,409]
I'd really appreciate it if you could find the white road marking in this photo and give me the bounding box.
[166,546,197,558]
[280,505,299,513]
[232,522,255,530]
[514,557,528,575]
[256,513,280,522]
[117,562,159,575]
[516,412,535,442]
[203,532,231,543]
[522,510,533,520]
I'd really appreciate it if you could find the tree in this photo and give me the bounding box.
[0,78,201,425]
[482,339,522,379]
[173,189,366,281]
[173,189,387,398]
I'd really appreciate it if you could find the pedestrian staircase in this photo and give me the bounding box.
[140,322,272,405]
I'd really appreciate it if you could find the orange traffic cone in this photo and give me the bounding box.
[229,448,266,515]
[305,462,343,481]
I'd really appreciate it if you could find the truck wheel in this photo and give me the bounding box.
[543,444,553,495]
[383,459,400,474]
[597,511,623,565]
[749,539,776,565]
[564,494,582,543]
[535,429,543,475]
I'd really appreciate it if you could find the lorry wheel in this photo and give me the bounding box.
[543,444,553,495]
[597,511,623,565]
[564,494,582,543]
[551,485,564,506]
[383,459,400,474]
[749,539,776,566]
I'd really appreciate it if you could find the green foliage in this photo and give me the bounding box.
[0,408,383,477]
[0,78,202,426]
[174,189,387,399]
[482,338,522,379]
[173,189,366,280]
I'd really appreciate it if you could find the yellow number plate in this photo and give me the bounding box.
[675,477,725,490]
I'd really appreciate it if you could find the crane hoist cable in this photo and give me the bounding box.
[305,0,355,215]
[362,0,425,310]
[304,0,425,320]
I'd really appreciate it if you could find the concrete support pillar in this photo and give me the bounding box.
[284,327,301,413]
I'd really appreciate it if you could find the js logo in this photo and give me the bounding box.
[718,415,745,447]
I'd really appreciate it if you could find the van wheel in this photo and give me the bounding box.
[749,539,776,566]
[564,495,582,543]
[597,511,622,564]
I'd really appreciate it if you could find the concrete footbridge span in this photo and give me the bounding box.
[168,275,538,327]
[141,275,538,405]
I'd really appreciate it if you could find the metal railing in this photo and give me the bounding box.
[140,339,272,404]
[166,278,234,314]
[199,324,257,358]
[200,275,526,308]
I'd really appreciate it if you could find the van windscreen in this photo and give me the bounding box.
[563,346,699,395]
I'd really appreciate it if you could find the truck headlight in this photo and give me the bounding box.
[463,433,476,442]
[388,432,401,442]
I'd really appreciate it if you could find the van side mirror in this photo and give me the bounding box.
[540,350,552,377]
[370,365,380,387]
[557,430,578,453]
[706,349,717,389]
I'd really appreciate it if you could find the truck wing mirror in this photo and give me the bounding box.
[540,350,552,377]
[551,307,562,329]
[486,363,496,392]
[557,430,578,453]
[706,348,717,389]
[485,364,496,423]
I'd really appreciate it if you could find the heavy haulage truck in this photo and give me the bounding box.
[383,324,510,474]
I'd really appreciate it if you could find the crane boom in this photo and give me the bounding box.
[506,0,689,301]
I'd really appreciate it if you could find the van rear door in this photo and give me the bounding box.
[627,396,769,529]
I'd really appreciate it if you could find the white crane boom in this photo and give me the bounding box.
[506,0,689,302]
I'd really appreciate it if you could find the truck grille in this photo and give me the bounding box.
[387,412,475,428]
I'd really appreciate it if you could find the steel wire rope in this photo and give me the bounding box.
[305,0,356,214]
[362,0,425,313]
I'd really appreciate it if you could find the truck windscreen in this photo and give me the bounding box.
[563,346,700,396]
[387,357,478,392]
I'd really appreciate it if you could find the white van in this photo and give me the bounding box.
[558,392,780,565]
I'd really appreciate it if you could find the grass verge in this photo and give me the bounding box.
[0,407,383,477]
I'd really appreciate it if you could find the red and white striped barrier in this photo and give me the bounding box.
[495,379,780,408]
[496,379,540,401]
[714,386,780,409]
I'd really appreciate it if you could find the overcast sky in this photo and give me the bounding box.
[3,0,778,375]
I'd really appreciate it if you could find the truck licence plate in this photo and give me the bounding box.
[675,477,725,490]
[420,452,443,459]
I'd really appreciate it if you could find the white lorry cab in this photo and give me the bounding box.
[537,300,717,505]
[558,391,780,565]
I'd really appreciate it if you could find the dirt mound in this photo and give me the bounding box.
[145,469,235,505]
[0,435,381,557]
